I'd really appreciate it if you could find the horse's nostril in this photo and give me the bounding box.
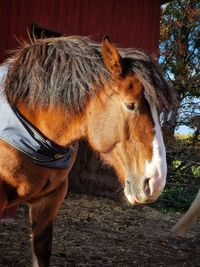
[143,178,151,197]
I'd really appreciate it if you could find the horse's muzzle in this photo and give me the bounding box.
[124,175,165,205]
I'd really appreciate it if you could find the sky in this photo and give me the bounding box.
[176,125,194,135]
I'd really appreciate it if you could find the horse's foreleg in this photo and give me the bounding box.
[29,180,68,267]
[171,189,200,236]
[0,180,7,217]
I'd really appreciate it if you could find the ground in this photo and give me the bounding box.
[0,193,200,267]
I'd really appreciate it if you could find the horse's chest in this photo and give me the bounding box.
[0,142,68,200]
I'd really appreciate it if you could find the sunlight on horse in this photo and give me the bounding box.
[0,36,172,266]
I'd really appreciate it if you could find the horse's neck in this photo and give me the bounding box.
[16,102,86,147]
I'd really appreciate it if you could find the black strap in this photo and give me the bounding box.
[12,106,77,160]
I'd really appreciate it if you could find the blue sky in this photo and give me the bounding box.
[176,125,194,135]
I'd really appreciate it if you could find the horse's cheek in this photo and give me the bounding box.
[87,118,119,153]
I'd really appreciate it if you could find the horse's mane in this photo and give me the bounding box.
[3,36,110,112]
[2,36,172,112]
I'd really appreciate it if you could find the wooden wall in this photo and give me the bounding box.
[0,0,162,62]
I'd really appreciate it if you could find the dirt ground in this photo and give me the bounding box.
[0,193,200,267]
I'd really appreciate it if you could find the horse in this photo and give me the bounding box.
[0,36,172,267]
[171,189,200,236]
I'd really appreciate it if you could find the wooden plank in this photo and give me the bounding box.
[0,0,11,62]
[8,0,31,49]
[4,0,162,54]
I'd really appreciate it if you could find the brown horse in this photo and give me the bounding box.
[0,36,172,266]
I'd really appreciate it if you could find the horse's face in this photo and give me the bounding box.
[86,37,167,205]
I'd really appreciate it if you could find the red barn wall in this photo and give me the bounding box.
[0,0,162,62]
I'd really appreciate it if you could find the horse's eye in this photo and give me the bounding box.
[125,102,136,111]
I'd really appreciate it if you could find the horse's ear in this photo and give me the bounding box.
[102,36,122,76]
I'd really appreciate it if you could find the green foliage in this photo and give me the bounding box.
[152,136,200,212]
[192,166,200,176]
[156,187,196,213]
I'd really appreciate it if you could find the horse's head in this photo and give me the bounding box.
[86,37,170,205]
[3,35,170,205]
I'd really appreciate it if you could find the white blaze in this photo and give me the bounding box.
[144,93,167,196]
[124,92,167,204]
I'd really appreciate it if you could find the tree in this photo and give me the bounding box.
[160,0,200,136]
[156,1,200,213]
